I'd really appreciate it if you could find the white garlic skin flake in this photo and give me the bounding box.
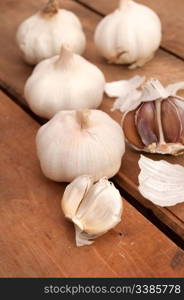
[36,109,125,182]
[24,47,105,119]
[61,175,123,246]
[16,0,86,65]
[94,0,162,68]
[138,155,184,207]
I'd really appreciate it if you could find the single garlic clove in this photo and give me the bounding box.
[123,110,144,150]
[161,99,182,143]
[61,175,94,220]
[74,178,123,235]
[61,176,123,246]
[135,102,158,146]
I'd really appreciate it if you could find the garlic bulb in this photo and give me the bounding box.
[94,0,161,69]
[24,47,105,119]
[61,175,123,246]
[122,80,184,155]
[138,155,184,207]
[36,109,125,182]
[16,0,86,65]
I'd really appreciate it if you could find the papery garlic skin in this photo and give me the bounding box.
[16,0,86,65]
[62,175,94,219]
[24,47,105,119]
[94,0,161,68]
[138,155,184,207]
[36,110,125,182]
[61,176,123,246]
[105,75,145,112]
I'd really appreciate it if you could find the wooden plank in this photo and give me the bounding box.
[1,91,184,277]
[77,0,184,59]
[0,1,184,239]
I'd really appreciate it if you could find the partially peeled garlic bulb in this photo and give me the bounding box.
[62,175,123,246]
[24,47,105,119]
[122,80,184,155]
[16,0,86,65]
[36,109,125,182]
[94,0,161,68]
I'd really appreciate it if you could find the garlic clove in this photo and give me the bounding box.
[135,102,158,146]
[61,175,94,220]
[123,110,144,150]
[61,176,123,246]
[161,99,182,143]
[75,178,123,235]
[138,155,184,207]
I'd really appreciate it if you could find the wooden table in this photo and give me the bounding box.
[0,0,184,277]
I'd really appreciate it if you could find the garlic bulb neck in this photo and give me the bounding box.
[76,110,91,130]
[42,0,59,16]
[55,47,74,68]
[119,0,129,10]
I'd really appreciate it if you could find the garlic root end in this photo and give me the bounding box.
[129,53,155,69]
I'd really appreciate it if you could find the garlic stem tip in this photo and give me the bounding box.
[119,0,129,10]
[42,0,59,15]
[76,110,91,129]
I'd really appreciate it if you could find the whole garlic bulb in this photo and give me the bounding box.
[62,175,123,246]
[94,0,162,69]
[24,47,105,119]
[16,0,86,65]
[36,109,125,182]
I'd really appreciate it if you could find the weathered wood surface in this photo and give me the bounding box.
[77,0,184,59]
[1,91,184,277]
[0,0,184,239]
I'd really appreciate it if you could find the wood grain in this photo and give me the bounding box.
[0,90,184,277]
[77,0,184,59]
[0,0,184,238]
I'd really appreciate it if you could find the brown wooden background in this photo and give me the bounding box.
[0,0,184,277]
